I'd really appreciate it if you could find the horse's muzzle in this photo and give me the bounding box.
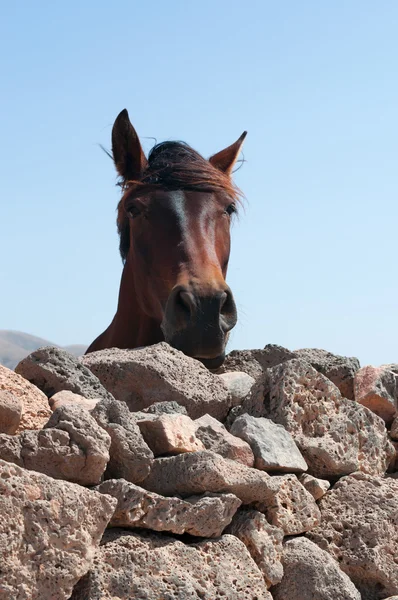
[161,284,237,366]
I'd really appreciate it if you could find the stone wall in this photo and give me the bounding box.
[0,342,397,599]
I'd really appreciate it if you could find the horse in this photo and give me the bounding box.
[86,109,246,369]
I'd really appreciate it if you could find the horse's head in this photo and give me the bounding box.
[112,109,246,369]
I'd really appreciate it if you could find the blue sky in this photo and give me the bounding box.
[0,1,397,366]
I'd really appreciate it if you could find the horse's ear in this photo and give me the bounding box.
[209,131,247,175]
[112,109,148,181]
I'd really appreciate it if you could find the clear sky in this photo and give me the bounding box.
[1,1,397,366]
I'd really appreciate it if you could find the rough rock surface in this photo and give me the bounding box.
[299,473,330,500]
[272,537,361,600]
[307,472,398,599]
[293,347,360,400]
[220,344,295,380]
[97,478,241,537]
[0,364,51,432]
[354,364,398,423]
[195,413,255,466]
[217,371,255,403]
[82,343,232,420]
[391,415,398,440]
[137,413,205,455]
[255,474,321,535]
[0,405,111,485]
[230,414,308,472]
[92,397,153,483]
[0,389,22,434]
[262,359,394,477]
[225,509,284,588]
[15,346,113,401]
[71,530,272,600]
[0,459,116,600]
[142,400,188,415]
[49,390,99,412]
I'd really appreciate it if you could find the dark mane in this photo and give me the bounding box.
[116,141,242,261]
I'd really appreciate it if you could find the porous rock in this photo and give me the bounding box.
[71,530,272,600]
[82,343,232,420]
[97,478,241,537]
[195,413,255,466]
[0,364,51,432]
[354,364,398,423]
[142,400,188,415]
[91,396,153,483]
[0,404,111,485]
[225,509,284,588]
[49,390,99,412]
[262,359,394,478]
[272,537,361,600]
[230,414,308,472]
[137,413,205,455]
[294,347,360,399]
[220,344,295,380]
[15,346,113,401]
[0,390,22,434]
[299,473,330,500]
[141,450,272,504]
[390,416,398,440]
[255,474,321,535]
[0,459,116,600]
[307,472,398,599]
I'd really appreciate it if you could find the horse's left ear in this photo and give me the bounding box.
[112,109,148,181]
[209,131,247,175]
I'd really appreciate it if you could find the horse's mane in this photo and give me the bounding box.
[116,141,242,262]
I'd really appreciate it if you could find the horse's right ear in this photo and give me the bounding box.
[112,109,148,181]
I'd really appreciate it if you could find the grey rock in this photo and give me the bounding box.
[0,459,116,600]
[225,509,284,588]
[299,473,330,500]
[217,371,255,405]
[230,414,308,473]
[272,537,361,600]
[390,415,398,440]
[142,400,188,415]
[97,478,241,537]
[220,344,295,380]
[195,413,255,466]
[262,359,394,478]
[294,347,360,400]
[92,396,154,483]
[0,405,111,485]
[15,346,113,401]
[0,390,22,434]
[82,343,232,420]
[71,530,272,600]
[307,472,398,599]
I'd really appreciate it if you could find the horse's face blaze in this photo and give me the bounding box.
[86,109,246,368]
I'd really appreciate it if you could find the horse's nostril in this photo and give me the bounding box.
[178,290,196,315]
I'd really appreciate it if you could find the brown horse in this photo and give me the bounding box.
[87,109,246,369]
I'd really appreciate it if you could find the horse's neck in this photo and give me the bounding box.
[110,262,164,349]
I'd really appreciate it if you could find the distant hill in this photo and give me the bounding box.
[0,330,87,370]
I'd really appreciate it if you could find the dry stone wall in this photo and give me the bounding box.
[0,342,397,599]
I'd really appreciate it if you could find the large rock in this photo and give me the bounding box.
[15,346,113,401]
[71,530,272,600]
[217,371,256,403]
[137,413,205,455]
[261,359,394,478]
[194,413,255,466]
[82,343,232,420]
[0,364,51,432]
[230,414,308,473]
[272,537,361,600]
[49,390,100,412]
[0,405,111,485]
[390,415,398,440]
[255,474,321,535]
[307,472,398,599]
[0,459,116,600]
[220,344,295,380]
[0,390,22,434]
[293,347,360,400]
[225,509,284,588]
[354,365,398,424]
[141,450,272,504]
[91,397,153,483]
[97,479,241,537]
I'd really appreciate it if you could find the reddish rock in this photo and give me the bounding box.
[354,365,398,424]
[299,473,330,500]
[194,413,255,466]
[0,390,22,434]
[137,413,204,455]
[49,390,99,412]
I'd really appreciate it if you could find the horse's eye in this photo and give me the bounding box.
[225,203,236,216]
[126,203,141,219]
